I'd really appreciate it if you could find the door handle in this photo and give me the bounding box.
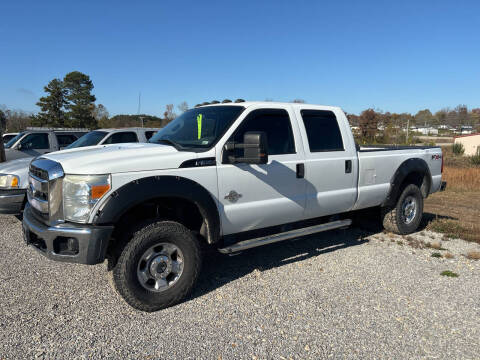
[296,163,305,178]
[345,160,352,174]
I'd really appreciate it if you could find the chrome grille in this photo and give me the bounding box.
[28,174,49,213]
[29,164,49,181]
[27,158,65,224]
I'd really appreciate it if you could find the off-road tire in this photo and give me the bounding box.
[382,184,423,235]
[112,220,202,312]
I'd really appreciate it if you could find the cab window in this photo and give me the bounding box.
[19,133,49,150]
[230,109,295,155]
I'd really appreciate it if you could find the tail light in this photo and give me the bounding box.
[441,154,444,173]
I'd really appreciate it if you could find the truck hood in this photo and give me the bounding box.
[4,148,31,162]
[0,157,32,173]
[0,158,32,187]
[42,143,198,174]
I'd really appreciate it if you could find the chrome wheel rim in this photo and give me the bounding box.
[402,195,417,224]
[137,243,184,292]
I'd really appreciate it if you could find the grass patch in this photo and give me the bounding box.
[442,166,480,191]
[404,236,427,249]
[431,252,442,258]
[452,143,465,156]
[427,219,464,240]
[440,270,459,278]
[465,250,480,260]
[396,240,404,246]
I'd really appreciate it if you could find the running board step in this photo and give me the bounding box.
[218,219,352,254]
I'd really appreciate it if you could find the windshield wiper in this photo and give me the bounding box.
[154,138,183,149]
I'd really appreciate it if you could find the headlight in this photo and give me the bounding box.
[63,174,111,223]
[0,174,19,189]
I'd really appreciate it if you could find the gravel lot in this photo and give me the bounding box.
[1,214,479,359]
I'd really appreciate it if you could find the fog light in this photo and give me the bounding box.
[53,237,79,255]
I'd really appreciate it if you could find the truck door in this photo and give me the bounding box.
[216,107,307,236]
[295,108,358,218]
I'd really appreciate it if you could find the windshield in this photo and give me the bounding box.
[65,131,107,149]
[5,132,25,148]
[149,106,244,149]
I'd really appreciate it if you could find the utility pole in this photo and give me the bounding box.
[137,92,144,127]
[137,92,141,115]
[406,118,410,145]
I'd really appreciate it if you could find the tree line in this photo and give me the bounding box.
[2,73,479,140]
[348,106,480,144]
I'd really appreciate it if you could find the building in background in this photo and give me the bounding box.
[454,133,480,156]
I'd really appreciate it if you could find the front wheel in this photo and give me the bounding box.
[381,184,424,235]
[112,220,202,312]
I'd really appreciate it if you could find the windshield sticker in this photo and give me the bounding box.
[197,114,203,139]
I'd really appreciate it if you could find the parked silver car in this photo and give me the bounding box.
[0,127,160,215]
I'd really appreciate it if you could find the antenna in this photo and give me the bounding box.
[137,92,144,127]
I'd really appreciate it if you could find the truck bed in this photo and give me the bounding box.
[358,145,440,152]
[353,145,443,210]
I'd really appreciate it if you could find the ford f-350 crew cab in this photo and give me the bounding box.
[22,101,446,311]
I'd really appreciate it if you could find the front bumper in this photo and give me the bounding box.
[0,189,26,215]
[22,205,114,265]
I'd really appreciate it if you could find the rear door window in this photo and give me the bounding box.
[57,134,78,148]
[103,132,139,144]
[300,110,344,152]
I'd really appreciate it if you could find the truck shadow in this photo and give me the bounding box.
[189,225,374,303]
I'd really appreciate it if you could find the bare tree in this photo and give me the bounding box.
[177,101,189,113]
[92,104,109,121]
[0,106,32,132]
[358,109,378,143]
[292,99,306,103]
[163,104,177,125]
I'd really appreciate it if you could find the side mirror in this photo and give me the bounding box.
[16,143,22,151]
[225,131,268,164]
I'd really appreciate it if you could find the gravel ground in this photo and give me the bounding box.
[1,214,479,359]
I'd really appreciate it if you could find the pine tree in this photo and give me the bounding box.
[33,78,67,127]
[63,71,97,128]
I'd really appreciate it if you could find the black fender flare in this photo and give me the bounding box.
[382,158,432,207]
[93,175,221,244]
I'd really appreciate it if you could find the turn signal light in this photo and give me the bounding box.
[91,184,111,199]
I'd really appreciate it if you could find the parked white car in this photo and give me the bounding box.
[2,133,19,144]
[0,127,160,215]
[22,101,446,311]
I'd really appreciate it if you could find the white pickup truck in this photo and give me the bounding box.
[22,101,446,311]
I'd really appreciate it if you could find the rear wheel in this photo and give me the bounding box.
[382,184,423,235]
[112,220,202,312]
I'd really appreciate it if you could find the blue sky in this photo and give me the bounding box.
[1,0,479,116]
